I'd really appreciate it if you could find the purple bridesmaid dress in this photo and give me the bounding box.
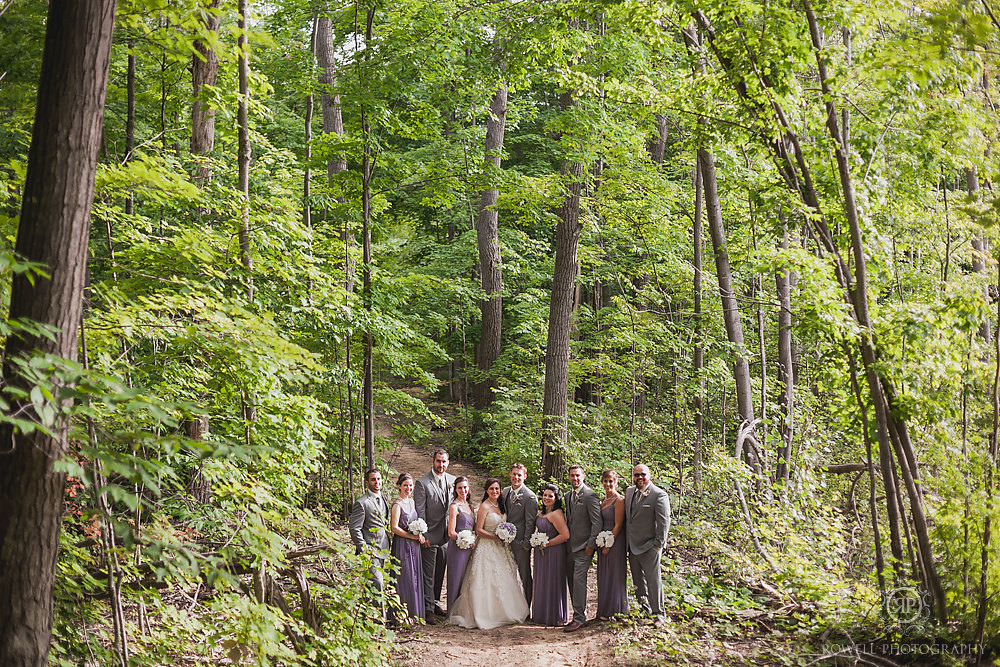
[391,504,424,618]
[531,515,568,626]
[597,502,628,618]
[446,508,475,611]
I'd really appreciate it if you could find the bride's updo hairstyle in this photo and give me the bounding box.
[452,475,470,501]
[397,472,413,486]
[538,483,563,514]
[481,477,506,513]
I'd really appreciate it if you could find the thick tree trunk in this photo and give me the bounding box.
[191,0,221,186]
[316,14,353,291]
[472,84,507,415]
[541,157,584,480]
[237,0,252,301]
[0,2,116,663]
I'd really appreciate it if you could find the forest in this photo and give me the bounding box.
[1,0,999,664]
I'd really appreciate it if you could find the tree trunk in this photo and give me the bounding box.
[237,0,253,301]
[803,0,946,621]
[360,7,375,471]
[191,0,221,186]
[968,167,991,344]
[692,160,705,488]
[775,218,795,483]
[698,146,757,463]
[472,83,507,416]
[316,14,353,291]
[541,154,584,480]
[0,2,116,663]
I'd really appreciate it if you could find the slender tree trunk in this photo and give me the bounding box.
[303,17,316,300]
[191,0,221,187]
[968,167,991,344]
[237,0,253,301]
[698,146,758,466]
[358,5,375,471]
[975,260,999,644]
[541,149,584,480]
[775,217,795,483]
[692,161,705,488]
[803,0,946,621]
[0,3,116,663]
[472,83,507,416]
[125,42,135,216]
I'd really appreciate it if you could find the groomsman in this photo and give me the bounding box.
[348,469,391,595]
[503,462,538,605]
[563,464,602,632]
[414,448,455,624]
[625,464,671,628]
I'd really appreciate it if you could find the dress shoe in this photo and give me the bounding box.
[434,606,447,617]
[424,614,439,625]
[562,620,583,632]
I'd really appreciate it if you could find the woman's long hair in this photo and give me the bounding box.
[538,483,563,515]
[481,477,505,514]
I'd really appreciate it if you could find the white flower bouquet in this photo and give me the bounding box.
[456,529,476,550]
[407,518,428,536]
[495,521,517,544]
[596,530,615,548]
[529,531,549,549]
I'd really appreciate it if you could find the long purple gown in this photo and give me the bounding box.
[597,501,628,618]
[391,503,424,618]
[531,515,568,626]
[446,508,475,612]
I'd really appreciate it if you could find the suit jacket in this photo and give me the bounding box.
[624,483,671,555]
[414,470,456,545]
[349,491,390,554]
[565,483,602,553]
[502,484,538,548]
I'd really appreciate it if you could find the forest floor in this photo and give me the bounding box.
[375,392,818,667]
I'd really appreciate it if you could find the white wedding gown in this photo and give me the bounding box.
[449,512,529,629]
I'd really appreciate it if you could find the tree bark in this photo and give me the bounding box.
[0,2,116,663]
[541,153,584,480]
[359,5,375,471]
[472,83,507,415]
[692,161,705,487]
[775,218,795,483]
[191,0,221,186]
[237,0,253,301]
[698,146,758,463]
[968,167,991,343]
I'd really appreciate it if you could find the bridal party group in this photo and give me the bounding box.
[348,448,671,631]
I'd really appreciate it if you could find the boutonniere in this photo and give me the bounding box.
[640,488,650,499]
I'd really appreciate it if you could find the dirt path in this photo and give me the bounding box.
[376,400,643,667]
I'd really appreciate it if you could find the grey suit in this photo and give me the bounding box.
[349,490,391,592]
[503,484,538,604]
[414,470,455,615]
[625,483,671,621]
[565,483,602,623]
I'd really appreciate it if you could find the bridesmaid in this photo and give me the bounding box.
[390,472,427,621]
[446,476,475,612]
[531,483,570,626]
[597,469,628,619]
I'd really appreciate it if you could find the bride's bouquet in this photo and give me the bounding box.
[529,531,549,549]
[495,521,517,545]
[456,529,476,550]
[407,518,428,536]
[596,530,615,548]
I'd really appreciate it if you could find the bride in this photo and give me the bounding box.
[449,477,529,629]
